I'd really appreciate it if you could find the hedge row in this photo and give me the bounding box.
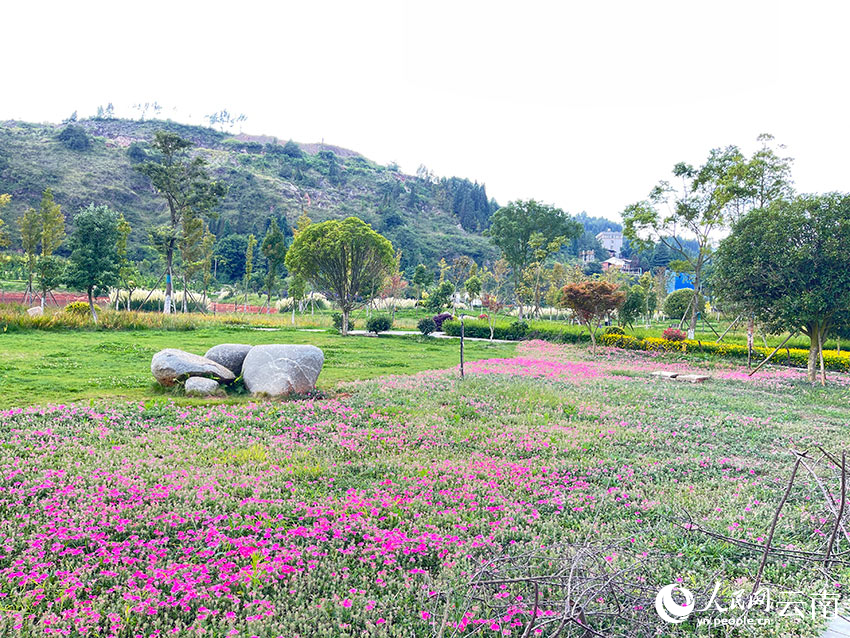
[442,319,588,343]
[597,333,850,373]
[442,319,850,373]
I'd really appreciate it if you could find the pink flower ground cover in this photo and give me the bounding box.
[0,342,846,636]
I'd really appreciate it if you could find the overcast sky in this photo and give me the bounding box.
[2,1,849,222]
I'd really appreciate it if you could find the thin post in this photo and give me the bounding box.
[460,314,465,379]
[749,331,798,376]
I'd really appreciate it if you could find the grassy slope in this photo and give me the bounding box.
[0,327,514,408]
[0,119,497,266]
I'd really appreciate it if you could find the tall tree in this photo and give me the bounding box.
[261,219,287,312]
[242,234,256,311]
[136,131,226,314]
[488,200,582,319]
[621,147,741,338]
[0,194,10,248]
[64,204,122,323]
[714,194,850,383]
[412,264,433,300]
[285,217,395,335]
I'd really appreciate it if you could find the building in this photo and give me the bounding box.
[601,257,628,272]
[596,229,623,258]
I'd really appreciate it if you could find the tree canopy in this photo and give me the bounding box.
[285,217,394,335]
[64,204,123,322]
[713,193,850,381]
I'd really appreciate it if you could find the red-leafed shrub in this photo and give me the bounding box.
[662,327,686,341]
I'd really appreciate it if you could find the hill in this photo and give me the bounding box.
[0,118,499,279]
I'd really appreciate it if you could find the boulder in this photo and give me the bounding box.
[204,343,252,376]
[242,344,324,396]
[151,349,236,387]
[185,376,221,396]
[27,306,43,317]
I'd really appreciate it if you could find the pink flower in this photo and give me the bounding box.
[341,599,352,608]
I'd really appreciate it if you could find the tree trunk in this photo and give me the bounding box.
[291,305,295,326]
[747,315,755,369]
[341,308,350,336]
[182,274,188,313]
[807,321,826,383]
[87,287,98,324]
[687,285,699,340]
[164,252,173,314]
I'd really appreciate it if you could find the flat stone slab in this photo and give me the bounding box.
[204,343,252,376]
[184,376,221,396]
[151,349,236,387]
[27,306,43,317]
[650,370,679,379]
[675,374,710,383]
[242,344,324,396]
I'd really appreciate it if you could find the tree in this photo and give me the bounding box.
[242,234,256,311]
[380,252,408,321]
[287,274,306,325]
[558,280,626,354]
[618,285,645,329]
[285,217,395,335]
[22,189,66,309]
[636,272,657,326]
[622,147,741,338]
[714,194,850,383]
[465,275,481,301]
[426,280,454,312]
[64,204,122,322]
[0,194,10,248]
[412,264,433,300]
[136,131,226,314]
[489,200,582,319]
[20,206,40,302]
[261,219,287,312]
[199,226,216,308]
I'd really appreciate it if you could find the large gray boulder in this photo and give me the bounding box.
[151,349,236,387]
[242,344,324,396]
[204,343,252,376]
[185,376,221,396]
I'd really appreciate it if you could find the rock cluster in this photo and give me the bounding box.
[151,343,323,397]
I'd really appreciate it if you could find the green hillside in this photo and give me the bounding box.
[0,118,498,278]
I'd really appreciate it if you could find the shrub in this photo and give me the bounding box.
[508,320,529,339]
[663,289,705,320]
[432,313,453,330]
[64,301,92,317]
[604,326,625,335]
[662,327,686,341]
[366,315,392,334]
[417,317,436,336]
[331,313,355,332]
[57,125,90,151]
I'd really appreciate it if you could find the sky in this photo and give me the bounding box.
[2,0,849,222]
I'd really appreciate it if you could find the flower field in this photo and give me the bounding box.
[0,342,848,636]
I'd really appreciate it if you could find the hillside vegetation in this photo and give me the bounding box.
[0,118,498,273]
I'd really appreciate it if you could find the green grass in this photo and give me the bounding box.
[0,326,514,408]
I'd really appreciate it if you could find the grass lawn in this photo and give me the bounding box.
[0,338,847,635]
[0,327,514,408]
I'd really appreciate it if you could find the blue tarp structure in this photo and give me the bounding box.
[667,272,694,293]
